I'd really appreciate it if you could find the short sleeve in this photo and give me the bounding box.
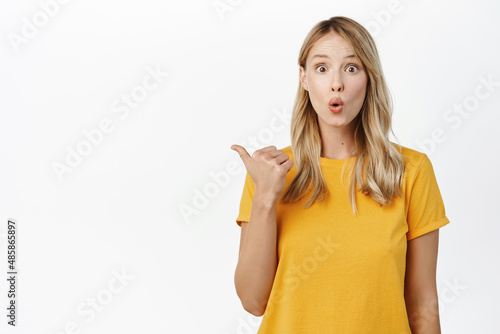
[406,153,450,240]
[235,171,255,227]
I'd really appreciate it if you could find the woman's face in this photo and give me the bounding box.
[300,31,368,131]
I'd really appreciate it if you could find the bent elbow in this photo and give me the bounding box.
[241,299,266,317]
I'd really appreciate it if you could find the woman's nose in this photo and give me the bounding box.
[331,79,343,92]
[330,72,344,91]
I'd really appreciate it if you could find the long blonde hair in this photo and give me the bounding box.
[279,16,405,215]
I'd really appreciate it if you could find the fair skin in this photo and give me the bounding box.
[299,30,367,160]
[405,229,442,333]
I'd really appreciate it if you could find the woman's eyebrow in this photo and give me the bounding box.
[311,54,357,60]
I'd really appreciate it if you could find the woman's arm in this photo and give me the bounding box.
[234,191,279,316]
[404,229,442,334]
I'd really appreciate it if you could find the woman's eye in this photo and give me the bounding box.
[347,65,358,73]
[316,65,327,73]
[316,65,358,73]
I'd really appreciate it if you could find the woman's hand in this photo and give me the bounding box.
[231,145,294,198]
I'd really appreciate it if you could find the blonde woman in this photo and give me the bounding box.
[232,16,449,333]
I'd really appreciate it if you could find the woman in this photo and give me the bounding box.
[232,16,449,333]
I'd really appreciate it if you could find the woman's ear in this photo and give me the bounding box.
[299,65,308,91]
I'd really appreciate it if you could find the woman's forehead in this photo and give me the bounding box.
[308,45,356,62]
[309,33,354,57]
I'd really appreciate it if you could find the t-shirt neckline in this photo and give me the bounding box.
[320,155,357,167]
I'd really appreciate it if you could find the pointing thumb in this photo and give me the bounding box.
[231,144,251,167]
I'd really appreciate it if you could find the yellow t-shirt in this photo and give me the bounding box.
[235,143,450,333]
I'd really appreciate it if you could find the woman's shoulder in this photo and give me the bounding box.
[389,142,431,183]
[390,142,426,165]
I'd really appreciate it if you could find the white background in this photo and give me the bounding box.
[1,0,499,333]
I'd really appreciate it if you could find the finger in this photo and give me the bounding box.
[273,153,290,165]
[255,146,281,159]
[281,159,294,171]
[231,145,251,166]
[259,145,277,153]
[266,149,284,159]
